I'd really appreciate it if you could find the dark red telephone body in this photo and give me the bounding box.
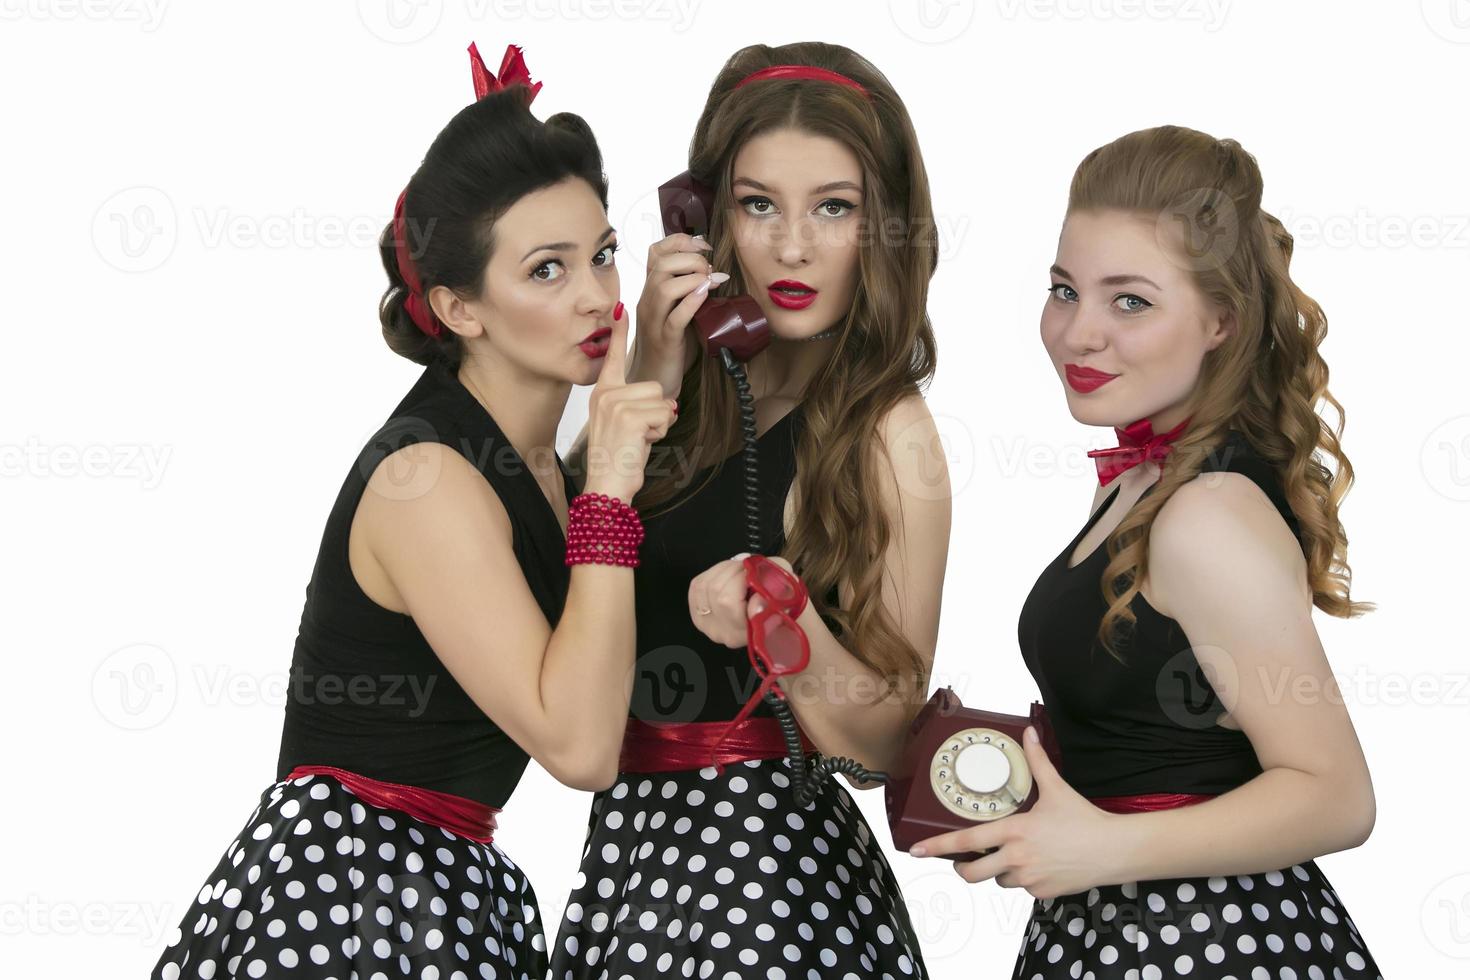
[885,688,1062,861]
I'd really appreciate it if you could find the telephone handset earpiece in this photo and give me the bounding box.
[658,169,880,804]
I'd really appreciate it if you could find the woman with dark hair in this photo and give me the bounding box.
[150,45,675,980]
[552,41,948,979]
[912,126,1383,979]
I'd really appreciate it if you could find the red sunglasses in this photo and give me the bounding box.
[717,555,812,740]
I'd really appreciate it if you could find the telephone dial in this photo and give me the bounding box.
[657,173,1062,840]
[884,687,1061,860]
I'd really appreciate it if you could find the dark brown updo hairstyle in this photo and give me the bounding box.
[379,87,608,368]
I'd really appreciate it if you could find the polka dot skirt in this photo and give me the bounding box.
[1010,860,1382,979]
[550,757,929,979]
[151,773,547,980]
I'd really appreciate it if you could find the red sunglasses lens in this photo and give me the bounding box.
[752,614,807,672]
[750,560,799,605]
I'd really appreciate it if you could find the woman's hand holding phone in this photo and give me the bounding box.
[632,233,729,399]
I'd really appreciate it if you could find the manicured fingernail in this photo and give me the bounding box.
[707,272,731,285]
[694,277,713,296]
[613,301,624,320]
[909,845,927,857]
[1025,726,1037,743]
[691,234,712,249]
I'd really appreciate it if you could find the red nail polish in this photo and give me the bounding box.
[613,301,624,321]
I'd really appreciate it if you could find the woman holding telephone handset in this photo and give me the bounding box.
[554,41,949,979]
[150,46,675,980]
[910,127,1383,978]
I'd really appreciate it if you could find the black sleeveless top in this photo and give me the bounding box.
[276,359,574,807]
[630,402,841,725]
[1017,430,1305,797]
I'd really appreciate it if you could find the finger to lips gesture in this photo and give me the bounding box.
[583,302,678,502]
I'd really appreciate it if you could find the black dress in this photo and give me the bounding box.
[550,401,930,979]
[152,359,572,980]
[1011,430,1382,979]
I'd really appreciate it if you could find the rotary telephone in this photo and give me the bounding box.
[884,688,1061,860]
[657,173,1062,842]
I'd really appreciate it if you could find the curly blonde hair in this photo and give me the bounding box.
[1064,126,1374,659]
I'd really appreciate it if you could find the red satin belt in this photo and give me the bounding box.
[620,717,815,774]
[287,765,500,843]
[1087,792,1218,814]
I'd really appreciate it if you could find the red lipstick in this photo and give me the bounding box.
[578,327,612,359]
[768,279,818,311]
[1065,364,1118,393]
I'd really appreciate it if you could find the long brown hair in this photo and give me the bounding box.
[1065,125,1373,658]
[635,42,938,701]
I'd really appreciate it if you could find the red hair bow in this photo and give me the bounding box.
[467,42,542,103]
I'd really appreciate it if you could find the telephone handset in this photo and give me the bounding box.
[657,172,771,363]
[659,171,880,805]
[885,688,1063,861]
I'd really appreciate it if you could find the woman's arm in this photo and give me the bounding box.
[911,471,1375,898]
[1100,471,1376,879]
[357,443,636,791]
[772,394,952,779]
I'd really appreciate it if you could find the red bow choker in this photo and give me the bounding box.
[1086,416,1191,487]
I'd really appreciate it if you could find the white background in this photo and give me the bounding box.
[4,1,1468,976]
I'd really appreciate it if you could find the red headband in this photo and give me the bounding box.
[733,64,870,98]
[393,43,542,340]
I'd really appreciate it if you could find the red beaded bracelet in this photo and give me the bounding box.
[564,492,645,568]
